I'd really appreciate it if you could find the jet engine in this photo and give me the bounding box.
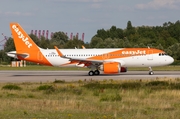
[98,62,119,74]
[99,62,127,74]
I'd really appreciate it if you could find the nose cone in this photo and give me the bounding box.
[168,56,174,64]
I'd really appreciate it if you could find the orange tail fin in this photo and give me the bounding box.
[9,22,52,66]
[10,23,39,52]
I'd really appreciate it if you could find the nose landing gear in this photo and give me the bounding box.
[149,67,154,75]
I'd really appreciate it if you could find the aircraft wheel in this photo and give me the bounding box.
[149,71,154,75]
[88,71,94,76]
[94,70,100,75]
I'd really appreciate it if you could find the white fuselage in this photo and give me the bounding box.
[37,48,174,67]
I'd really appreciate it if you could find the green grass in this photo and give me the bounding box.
[2,84,22,90]
[0,78,180,118]
[0,65,179,71]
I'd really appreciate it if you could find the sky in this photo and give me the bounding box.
[0,0,180,48]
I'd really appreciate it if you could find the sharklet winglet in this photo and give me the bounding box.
[54,46,66,58]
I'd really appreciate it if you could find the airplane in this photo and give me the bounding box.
[7,22,174,76]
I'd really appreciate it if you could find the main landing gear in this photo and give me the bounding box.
[88,70,100,76]
[149,67,154,75]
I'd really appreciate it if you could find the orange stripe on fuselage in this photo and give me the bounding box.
[60,60,78,66]
[60,48,163,66]
[60,60,92,67]
[87,48,163,60]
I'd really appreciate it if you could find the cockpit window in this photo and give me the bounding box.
[159,52,167,56]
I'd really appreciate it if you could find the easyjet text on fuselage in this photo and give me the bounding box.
[122,50,146,55]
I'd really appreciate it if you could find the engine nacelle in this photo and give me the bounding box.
[99,62,127,74]
[99,62,120,74]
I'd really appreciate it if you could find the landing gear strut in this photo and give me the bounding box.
[88,70,100,76]
[149,67,154,75]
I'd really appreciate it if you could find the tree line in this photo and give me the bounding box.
[0,20,180,64]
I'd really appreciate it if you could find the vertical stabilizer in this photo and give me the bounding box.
[10,23,39,52]
[9,23,52,66]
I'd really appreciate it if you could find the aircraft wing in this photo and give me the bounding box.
[54,46,104,66]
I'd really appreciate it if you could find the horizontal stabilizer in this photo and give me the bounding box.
[6,51,29,59]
